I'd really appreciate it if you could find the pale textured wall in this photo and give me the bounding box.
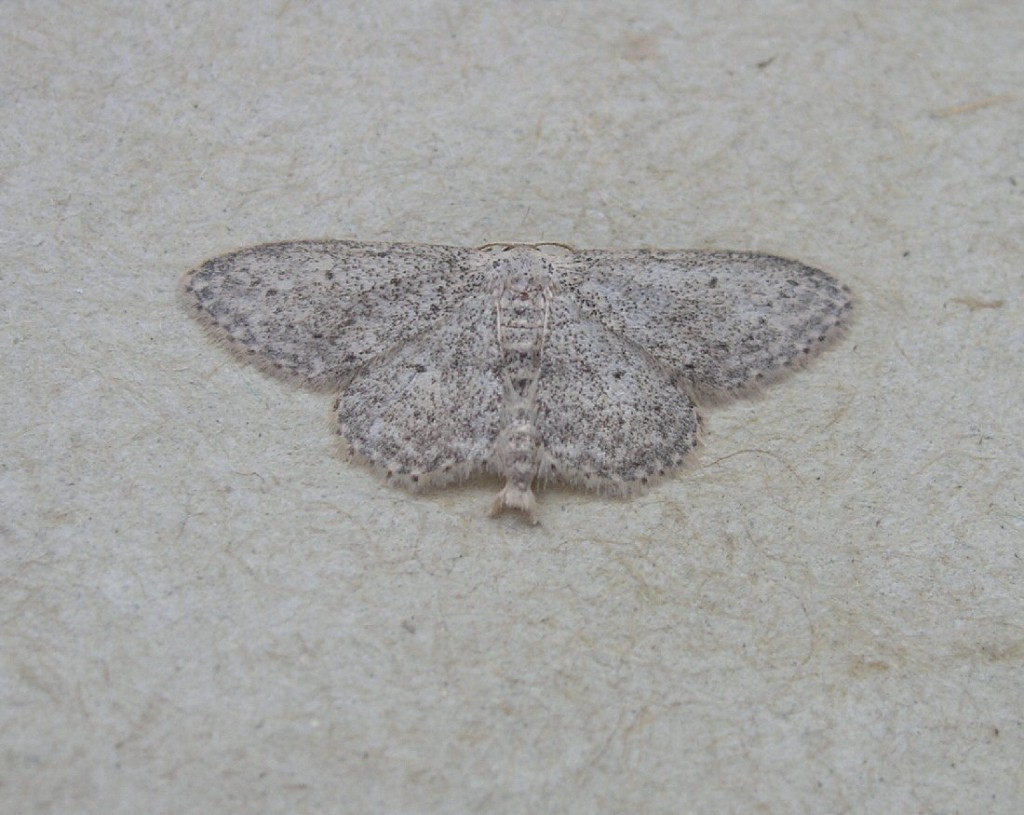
[3,1,1022,812]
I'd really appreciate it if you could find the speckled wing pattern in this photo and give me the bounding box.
[184,240,852,522]
[534,295,699,494]
[184,241,481,390]
[334,293,503,490]
[568,249,852,397]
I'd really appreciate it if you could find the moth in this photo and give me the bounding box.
[184,240,851,522]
